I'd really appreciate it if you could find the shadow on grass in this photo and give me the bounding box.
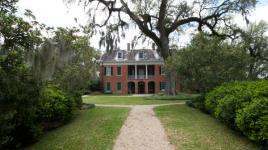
[143,93,199,100]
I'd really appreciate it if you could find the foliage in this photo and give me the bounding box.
[71,0,257,59]
[0,1,44,148]
[0,50,42,149]
[71,0,257,95]
[166,33,248,92]
[52,31,97,92]
[239,21,268,79]
[65,91,83,108]
[33,28,98,107]
[37,84,74,123]
[88,79,101,92]
[235,98,268,147]
[0,1,97,148]
[204,80,268,146]
[186,94,208,113]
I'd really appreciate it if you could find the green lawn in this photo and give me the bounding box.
[24,107,129,150]
[82,94,195,105]
[154,105,259,150]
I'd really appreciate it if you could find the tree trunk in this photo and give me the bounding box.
[159,35,176,95]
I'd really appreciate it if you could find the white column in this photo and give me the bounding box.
[145,64,148,79]
[135,64,137,79]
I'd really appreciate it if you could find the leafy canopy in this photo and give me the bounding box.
[70,0,257,58]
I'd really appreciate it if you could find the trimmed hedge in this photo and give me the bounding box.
[187,80,268,148]
[205,80,268,128]
[235,98,268,146]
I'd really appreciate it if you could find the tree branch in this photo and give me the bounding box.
[120,0,161,45]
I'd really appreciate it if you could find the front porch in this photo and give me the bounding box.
[127,81,157,94]
[128,65,155,80]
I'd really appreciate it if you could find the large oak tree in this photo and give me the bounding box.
[70,0,257,94]
[70,0,256,58]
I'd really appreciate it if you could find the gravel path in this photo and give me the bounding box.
[106,103,184,150]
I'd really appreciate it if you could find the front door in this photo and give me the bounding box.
[138,82,145,94]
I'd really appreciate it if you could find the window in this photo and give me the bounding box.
[160,66,165,75]
[117,82,122,91]
[104,66,112,76]
[118,52,122,59]
[105,82,111,92]
[139,52,144,59]
[160,82,166,91]
[117,66,122,76]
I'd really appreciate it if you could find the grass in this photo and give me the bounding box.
[144,93,199,100]
[82,94,192,105]
[24,107,129,150]
[154,105,259,150]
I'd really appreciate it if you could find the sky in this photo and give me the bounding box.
[17,0,268,50]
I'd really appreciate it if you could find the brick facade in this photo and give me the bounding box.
[100,49,180,94]
[100,64,180,94]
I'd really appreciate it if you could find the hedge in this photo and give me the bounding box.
[187,80,268,148]
[37,84,75,123]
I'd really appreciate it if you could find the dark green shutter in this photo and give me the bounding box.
[104,67,106,76]
[111,66,113,76]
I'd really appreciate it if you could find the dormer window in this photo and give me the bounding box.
[118,52,122,59]
[139,52,144,59]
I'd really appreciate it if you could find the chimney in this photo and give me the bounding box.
[127,43,130,51]
[152,43,155,50]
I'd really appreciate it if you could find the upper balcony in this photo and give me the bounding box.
[128,65,164,80]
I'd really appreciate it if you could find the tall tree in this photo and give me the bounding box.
[239,21,268,79]
[0,1,44,148]
[165,33,249,92]
[33,27,98,92]
[70,0,256,58]
[69,0,256,94]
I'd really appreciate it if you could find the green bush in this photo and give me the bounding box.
[204,80,268,146]
[0,57,42,149]
[37,85,74,122]
[66,91,82,108]
[186,94,208,113]
[205,80,268,127]
[235,98,268,147]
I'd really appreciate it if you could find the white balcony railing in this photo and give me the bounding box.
[128,75,155,80]
[128,75,135,79]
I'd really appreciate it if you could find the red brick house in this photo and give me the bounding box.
[100,45,180,94]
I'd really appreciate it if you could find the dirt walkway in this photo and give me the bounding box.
[99,103,183,150]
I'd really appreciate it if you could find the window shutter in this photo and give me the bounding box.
[159,66,161,75]
[111,66,113,76]
[104,67,106,76]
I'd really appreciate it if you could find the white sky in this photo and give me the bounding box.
[17,0,268,50]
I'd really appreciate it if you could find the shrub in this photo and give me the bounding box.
[204,80,268,146]
[186,94,208,113]
[37,85,74,123]
[66,91,82,109]
[88,79,101,92]
[235,98,268,147]
[0,61,42,149]
[205,80,268,127]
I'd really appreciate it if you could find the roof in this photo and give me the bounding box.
[100,49,164,63]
